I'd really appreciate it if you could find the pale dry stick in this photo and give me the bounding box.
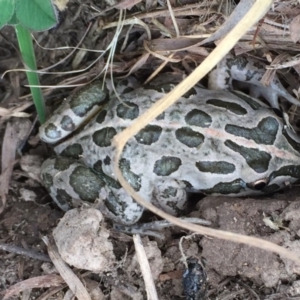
[120,23,134,53]
[119,53,150,78]
[0,107,30,118]
[267,55,300,69]
[17,70,100,103]
[143,40,181,63]
[1,23,96,80]
[151,18,173,38]
[42,237,91,300]
[142,8,210,19]
[1,52,104,81]
[35,286,67,300]
[264,17,290,29]
[166,0,180,37]
[112,0,300,266]
[0,242,51,262]
[95,0,143,13]
[130,2,220,19]
[178,233,198,268]
[32,22,94,73]
[107,9,130,103]
[9,20,129,89]
[133,235,159,300]
[2,275,65,300]
[106,9,126,80]
[2,25,107,80]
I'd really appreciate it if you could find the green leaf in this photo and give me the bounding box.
[16,0,58,31]
[15,24,46,123]
[0,0,15,29]
[7,12,18,25]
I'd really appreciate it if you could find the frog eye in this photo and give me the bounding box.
[247,178,269,190]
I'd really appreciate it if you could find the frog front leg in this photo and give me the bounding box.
[41,156,144,225]
[115,179,210,238]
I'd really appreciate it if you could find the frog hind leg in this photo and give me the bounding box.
[100,186,145,225]
[234,81,281,109]
[41,156,106,211]
[208,53,300,108]
[41,156,145,225]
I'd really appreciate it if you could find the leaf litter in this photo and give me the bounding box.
[1,0,300,299]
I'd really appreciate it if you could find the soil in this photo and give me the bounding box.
[1,1,300,299]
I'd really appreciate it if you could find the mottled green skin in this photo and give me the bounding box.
[40,66,300,225]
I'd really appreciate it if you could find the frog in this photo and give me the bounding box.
[39,54,300,225]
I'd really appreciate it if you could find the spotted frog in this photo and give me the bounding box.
[40,55,300,225]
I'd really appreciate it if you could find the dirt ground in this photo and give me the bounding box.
[2,185,300,299]
[1,1,300,299]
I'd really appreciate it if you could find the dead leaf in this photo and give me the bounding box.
[43,236,92,300]
[104,0,142,11]
[0,118,31,213]
[290,14,300,43]
[2,275,65,299]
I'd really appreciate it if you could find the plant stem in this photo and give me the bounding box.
[15,24,46,123]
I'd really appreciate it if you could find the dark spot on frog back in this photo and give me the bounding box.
[225,140,271,173]
[156,112,165,121]
[117,102,139,120]
[61,115,75,131]
[175,127,204,148]
[93,160,121,189]
[71,83,109,117]
[206,99,247,115]
[104,156,111,165]
[203,179,245,195]
[283,131,300,153]
[96,110,107,124]
[154,156,182,176]
[182,180,193,189]
[185,109,212,127]
[60,143,84,159]
[69,166,105,202]
[44,123,61,140]
[92,127,117,147]
[54,156,78,170]
[270,165,300,181]
[135,125,163,145]
[225,117,279,145]
[196,161,236,174]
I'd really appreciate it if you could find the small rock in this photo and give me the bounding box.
[53,208,115,272]
[19,188,37,202]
